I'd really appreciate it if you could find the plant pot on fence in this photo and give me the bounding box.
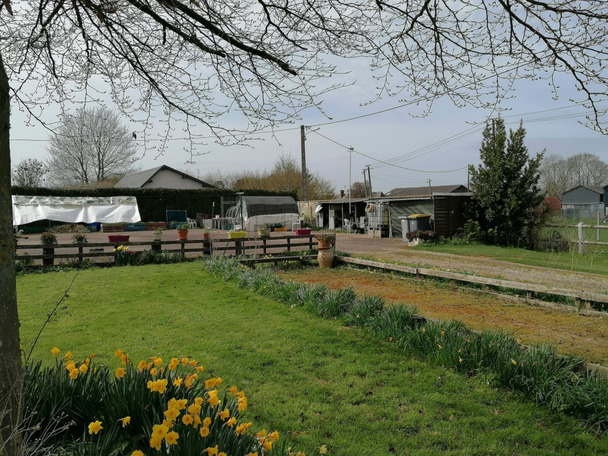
[177,229,189,240]
[153,232,163,241]
[257,228,270,238]
[317,248,334,268]
[108,235,130,243]
[228,231,246,239]
[294,228,311,236]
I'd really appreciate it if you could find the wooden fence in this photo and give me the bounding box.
[15,235,316,267]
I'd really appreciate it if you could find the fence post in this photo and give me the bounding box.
[42,246,54,267]
[598,212,601,242]
[578,222,584,255]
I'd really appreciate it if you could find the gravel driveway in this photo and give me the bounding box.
[333,233,608,295]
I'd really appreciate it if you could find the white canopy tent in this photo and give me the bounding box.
[12,195,141,226]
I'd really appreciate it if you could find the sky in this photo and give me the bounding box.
[10,70,607,195]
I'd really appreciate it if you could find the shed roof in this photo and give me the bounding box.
[385,184,469,198]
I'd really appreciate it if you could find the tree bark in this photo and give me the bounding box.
[0,50,23,456]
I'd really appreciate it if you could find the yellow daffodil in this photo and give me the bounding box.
[88,420,102,435]
[226,417,237,427]
[51,347,60,357]
[150,368,158,376]
[137,360,148,372]
[219,409,230,420]
[64,351,73,359]
[205,446,218,456]
[115,367,126,378]
[131,451,144,456]
[202,417,212,428]
[69,369,79,380]
[195,397,204,406]
[319,445,328,454]
[79,364,88,374]
[200,426,210,437]
[174,377,183,387]
[149,436,162,451]
[120,416,131,427]
[152,424,168,438]
[164,408,180,421]
[182,414,194,426]
[165,431,179,445]
[235,422,252,435]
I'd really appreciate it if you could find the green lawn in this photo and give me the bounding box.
[17,263,608,455]
[415,241,608,275]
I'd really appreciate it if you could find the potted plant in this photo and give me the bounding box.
[228,230,247,239]
[315,233,335,250]
[40,232,57,267]
[257,224,270,238]
[201,229,211,239]
[153,227,164,241]
[72,233,88,244]
[40,231,57,245]
[177,223,189,240]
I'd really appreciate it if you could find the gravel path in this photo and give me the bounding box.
[334,233,608,295]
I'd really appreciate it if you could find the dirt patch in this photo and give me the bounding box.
[278,267,608,365]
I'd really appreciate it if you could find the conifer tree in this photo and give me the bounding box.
[468,118,544,246]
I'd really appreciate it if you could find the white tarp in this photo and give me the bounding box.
[12,195,141,226]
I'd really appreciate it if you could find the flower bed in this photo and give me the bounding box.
[108,234,130,243]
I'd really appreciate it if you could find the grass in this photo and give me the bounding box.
[415,241,608,275]
[17,262,608,455]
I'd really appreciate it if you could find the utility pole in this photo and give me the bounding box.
[300,125,308,201]
[366,166,372,197]
[348,147,353,215]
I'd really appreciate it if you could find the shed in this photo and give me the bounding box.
[561,185,604,219]
[231,196,299,231]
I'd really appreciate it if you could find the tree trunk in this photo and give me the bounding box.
[0,51,23,456]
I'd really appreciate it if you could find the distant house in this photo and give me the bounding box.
[115,165,215,189]
[561,185,604,219]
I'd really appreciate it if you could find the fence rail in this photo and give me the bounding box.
[15,235,316,266]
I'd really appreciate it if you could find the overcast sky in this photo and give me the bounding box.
[10,69,607,195]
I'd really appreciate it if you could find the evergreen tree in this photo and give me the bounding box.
[468,118,544,246]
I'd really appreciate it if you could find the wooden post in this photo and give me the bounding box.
[152,241,161,252]
[78,244,84,264]
[42,246,54,267]
[577,222,584,255]
[202,239,211,256]
[287,237,291,252]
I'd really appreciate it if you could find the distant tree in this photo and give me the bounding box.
[468,118,544,246]
[349,182,367,198]
[540,153,608,198]
[12,158,47,187]
[47,107,139,187]
[231,155,335,200]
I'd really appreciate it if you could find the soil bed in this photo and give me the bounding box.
[278,266,608,365]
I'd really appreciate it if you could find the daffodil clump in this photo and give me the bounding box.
[21,347,306,455]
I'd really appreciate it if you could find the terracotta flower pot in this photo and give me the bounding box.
[317,249,334,268]
[177,229,189,240]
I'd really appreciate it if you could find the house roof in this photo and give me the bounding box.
[562,185,604,195]
[385,185,469,198]
[114,165,214,188]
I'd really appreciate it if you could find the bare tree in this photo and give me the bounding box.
[232,155,336,199]
[3,1,608,453]
[47,107,139,187]
[12,158,47,187]
[540,153,608,197]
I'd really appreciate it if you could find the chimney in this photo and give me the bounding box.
[340,190,345,198]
